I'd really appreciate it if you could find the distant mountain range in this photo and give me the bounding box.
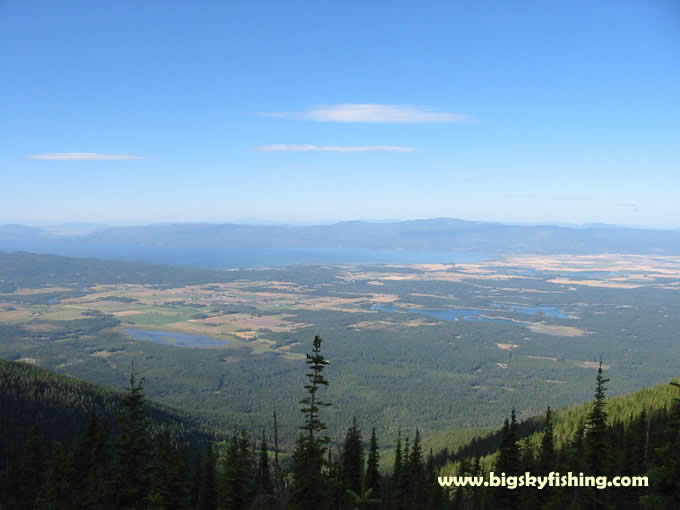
[1,219,679,268]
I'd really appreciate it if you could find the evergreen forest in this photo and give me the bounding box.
[2,335,679,510]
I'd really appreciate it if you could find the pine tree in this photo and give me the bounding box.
[472,455,481,476]
[562,420,587,510]
[536,407,556,509]
[586,361,610,474]
[538,407,555,475]
[494,412,520,510]
[585,361,610,510]
[197,443,217,510]
[407,429,425,508]
[342,417,364,509]
[453,456,473,509]
[69,413,113,510]
[425,448,443,510]
[190,450,203,509]
[299,335,332,442]
[395,437,410,510]
[470,455,486,510]
[34,441,71,510]
[69,414,96,510]
[393,431,402,486]
[518,437,536,510]
[290,335,332,510]
[291,434,325,510]
[220,432,241,509]
[391,431,403,510]
[642,381,680,509]
[496,413,520,476]
[271,409,287,509]
[364,427,381,501]
[17,423,48,510]
[237,429,256,508]
[326,447,345,510]
[255,431,273,499]
[569,419,586,472]
[91,417,115,509]
[146,428,189,510]
[633,409,648,475]
[114,364,151,510]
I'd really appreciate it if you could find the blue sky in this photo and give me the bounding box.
[2,1,679,227]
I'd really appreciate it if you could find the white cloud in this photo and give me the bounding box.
[265,104,470,123]
[256,144,415,152]
[27,152,145,160]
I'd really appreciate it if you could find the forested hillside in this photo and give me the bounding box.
[442,375,680,464]
[0,251,237,291]
[437,366,680,509]
[2,342,679,509]
[0,358,214,467]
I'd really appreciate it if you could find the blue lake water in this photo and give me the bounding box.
[124,327,231,348]
[372,303,568,323]
[0,239,491,269]
[494,303,569,318]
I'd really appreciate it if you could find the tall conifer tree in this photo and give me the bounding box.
[642,381,680,509]
[34,442,71,510]
[16,423,47,510]
[197,443,217,510]
[365,427,381,500]
[290,335,332,510]
[536,407,556,510]
[495,412,520,510]
[390,431,403,510]
[538,406,555,475]
[146,429,189,510]
[585,360,610,510]
[115,364,150,510]
[586,361,610,474]
[395,437,410,510]
[255,431,273,499]
[221,431,254,510]
[407,429,425,508]
[342,417,363,509]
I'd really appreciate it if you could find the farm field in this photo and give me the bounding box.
[1,252,679,449]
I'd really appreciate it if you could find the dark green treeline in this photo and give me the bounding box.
[441,362,680,510]
[2,340,680,509]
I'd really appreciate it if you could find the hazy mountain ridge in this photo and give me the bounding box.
[2,219,680,263]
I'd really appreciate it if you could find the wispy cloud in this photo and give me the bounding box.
[256,144,415,152]
[27,152,145,160]
[265,104,470,123]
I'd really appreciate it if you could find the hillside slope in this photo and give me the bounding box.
[442,375,680,467]
[0,358,214,463]
[436,372,680,509]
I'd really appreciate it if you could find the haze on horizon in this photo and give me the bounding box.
[6,217,680,233]
[2,1,678,229]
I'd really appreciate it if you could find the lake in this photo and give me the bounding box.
[124,327,231,348]
[0,239,491,268]
[372,302,569,323]
[493,303,569,318]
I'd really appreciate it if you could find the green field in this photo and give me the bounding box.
[1,252,680,451]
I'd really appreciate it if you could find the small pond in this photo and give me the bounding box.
[124,327,231,348]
